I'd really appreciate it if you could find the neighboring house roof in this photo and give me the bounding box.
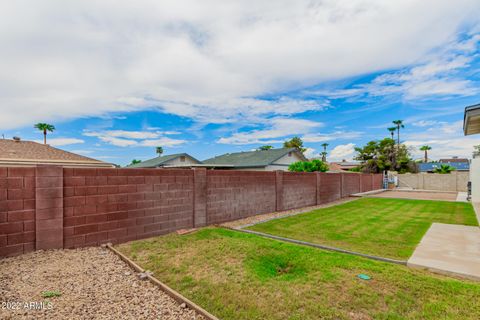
[0,139,113,167]
[330,161,360,167]
[464,103,480,135]
[127,153,201,168]
[418,162,470,172]
[328,161,360,171]
[203,148,307,168]
[439,158,469,163]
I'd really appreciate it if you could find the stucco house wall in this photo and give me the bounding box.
[239,152,304,171]
[163,156,199,167]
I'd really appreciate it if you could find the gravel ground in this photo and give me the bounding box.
[221,197,356,229]
[0,247,204,320]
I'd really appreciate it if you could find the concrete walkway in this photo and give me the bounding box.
[408,223,480,281]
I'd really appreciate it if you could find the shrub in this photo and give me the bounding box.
[433,164,456,174]
[288,160,329,172]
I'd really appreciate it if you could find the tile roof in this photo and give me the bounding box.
[439,158,469,163]
[127,153,201,168]
[203,148,307,168]
[0,139,112,167]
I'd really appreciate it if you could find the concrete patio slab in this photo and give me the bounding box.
[408,223,480,281]
[456,192,468,202]
[473,202,480,224]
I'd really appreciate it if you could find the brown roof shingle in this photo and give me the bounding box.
[0,139,113,167]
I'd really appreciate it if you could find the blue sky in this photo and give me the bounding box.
[1,1,480,166]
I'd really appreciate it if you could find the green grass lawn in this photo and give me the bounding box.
[247,198,478,259]
[117,228,480,320]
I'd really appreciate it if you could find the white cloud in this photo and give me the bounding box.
[84,130,186,147]
[1,1,479,128]
[34,138,84,146]
[404,121,480,159]
[302,131,362,143]
[304,147,317,159]
[329,143,356,161]
[218,118,322,145]
[412,120,439,127]
[317,34,480,100]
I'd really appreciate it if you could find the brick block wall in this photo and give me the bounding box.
[283,172,317,210]
[0,167,35,257]
[63,168,194,249]
[360,174,373,193]
[342,173,361,197]
[373,174,384,189]
[318,173,342,204]
[36,166,63,250]
[0,165,383,257]
[207,171,276,224]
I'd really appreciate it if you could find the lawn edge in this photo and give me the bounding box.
[227,227,408,265]
[107,244,220,320]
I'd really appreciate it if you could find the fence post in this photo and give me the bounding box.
[275,171,284,211]
[193,168,207,227]
[340,173,345,197]
[316,172,322,205]
[359,173,362,193]
[371,174,375,190]
[35,165,64,250]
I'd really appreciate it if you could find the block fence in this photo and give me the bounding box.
[0,166,383,257]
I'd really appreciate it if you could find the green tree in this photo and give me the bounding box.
[433,164,456,174]
[130,159,142,165]
[419,145,431,163]
[354,137,415,173]
[34,123,55,144]
[387,127,396,140]
[283,136,306,153]
[156,146,164,156]
[258,145,273,151]
[288,159,329,172]
[321,143,329,161]
[392,120,404,145]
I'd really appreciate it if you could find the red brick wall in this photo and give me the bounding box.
[282,172,317,210]
[342,173,361,197]
[373,174,384,189]
[206,171,276,224]
[63,168,194,249]
[0,167,35,257]
[360,174,373,192]
[0,166,383,257]
[318,173,342,204]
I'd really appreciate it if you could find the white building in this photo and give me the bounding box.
[463,103,480,201]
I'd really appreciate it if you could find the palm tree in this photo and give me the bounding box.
[392,120,404,145]
[156,146,164,156]
[419,145,431,163]
[321,143,329,162]
[433,164,456,174]
[320,151,328,162]
[387,127,396,140]
[34,123,55,144]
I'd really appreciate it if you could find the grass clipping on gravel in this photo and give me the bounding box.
[247,197,478,259]
[117,227,480,320]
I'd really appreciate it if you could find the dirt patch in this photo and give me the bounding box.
[369,190,458,201]
[0,247,203,320]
